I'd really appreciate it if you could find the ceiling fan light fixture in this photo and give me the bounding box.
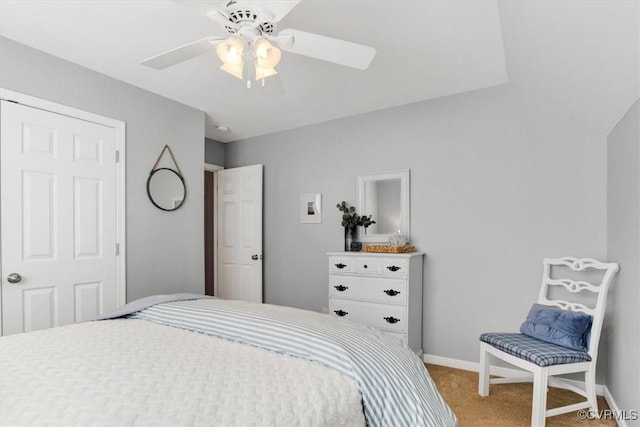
[216,35,245,66]
[253,38,281,69]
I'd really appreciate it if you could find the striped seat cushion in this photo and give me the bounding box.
[480,333,592,367]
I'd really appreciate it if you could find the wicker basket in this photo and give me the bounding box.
[363,245,415,253]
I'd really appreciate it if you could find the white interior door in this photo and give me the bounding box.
[1,99,119,335]
[217,165,263,302]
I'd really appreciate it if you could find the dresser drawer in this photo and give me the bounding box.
[351,257,379,274]
[330,256,409,278]
[329,299,407,333]
[329,275,407,305]
[329,256,352,273]
[377,258,409,278]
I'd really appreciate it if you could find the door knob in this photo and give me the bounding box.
[251,254,259,260]
[7,273,22,284]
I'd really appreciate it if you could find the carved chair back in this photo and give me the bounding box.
[537,257,619,359]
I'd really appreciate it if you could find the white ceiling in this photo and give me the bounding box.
[0,1,637,142]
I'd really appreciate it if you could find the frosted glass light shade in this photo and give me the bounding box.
[217,36,281,83]
[216,36,244,66]
[254,38,281,69]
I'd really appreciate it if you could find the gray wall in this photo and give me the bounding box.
[205,137,225,166]
[606,100,640,419]
[226,83,608,372]
[0,37,205,301]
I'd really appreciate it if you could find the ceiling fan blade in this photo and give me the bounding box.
[141,36,223,70]
[260,1,301,22]
[276,29,376,70]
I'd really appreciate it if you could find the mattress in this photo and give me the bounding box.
[1,295,457,426]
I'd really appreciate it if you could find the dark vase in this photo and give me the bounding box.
[344,227,354,251]
[344,227,361,252]
[350,227,362,251]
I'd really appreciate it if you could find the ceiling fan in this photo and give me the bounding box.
[141,0,377,87]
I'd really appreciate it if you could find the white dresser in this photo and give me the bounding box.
[327,251,425,355]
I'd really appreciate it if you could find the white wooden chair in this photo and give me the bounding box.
[478,257,619,427]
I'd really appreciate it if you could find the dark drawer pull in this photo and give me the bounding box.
[384,316,400,324]
[386,265,401,272]
[383,289,401,296]
[334,285,349,292]
[334,310,348,317]
[335,263,347,269]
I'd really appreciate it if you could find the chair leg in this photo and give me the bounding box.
[479,344,490,396]
[585,367,599,416]
[531,367,548,427]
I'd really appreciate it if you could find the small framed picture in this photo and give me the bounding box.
[300,193,322,224]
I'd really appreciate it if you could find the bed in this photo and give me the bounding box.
[0,294,457,426]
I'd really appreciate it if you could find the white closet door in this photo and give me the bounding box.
[217,165,263,303]
[1,100,118,335]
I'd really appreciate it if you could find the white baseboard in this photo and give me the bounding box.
[424,354,483,373]
[423,354,605,396]
[603,386,629,427]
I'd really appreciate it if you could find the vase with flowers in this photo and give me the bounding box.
[336,201,376,251]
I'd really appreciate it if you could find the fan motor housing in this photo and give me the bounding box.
[225,9,274,36]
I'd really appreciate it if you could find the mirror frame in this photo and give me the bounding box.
[357,169,410,243]
[146,167,187,212]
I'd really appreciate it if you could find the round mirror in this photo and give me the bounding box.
[146,168,186,211]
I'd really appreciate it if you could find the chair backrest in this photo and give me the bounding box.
[538,257,619,359]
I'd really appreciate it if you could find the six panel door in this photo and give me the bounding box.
[0,100,118,335]
[217,164,263,303]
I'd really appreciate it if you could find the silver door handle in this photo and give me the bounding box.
[7,273,22,284]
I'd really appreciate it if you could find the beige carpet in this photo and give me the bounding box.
[427,364,615,427]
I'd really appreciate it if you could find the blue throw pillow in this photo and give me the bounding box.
[520,304,592,352]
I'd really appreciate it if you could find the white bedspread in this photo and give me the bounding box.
[129,298,456,426]
[0,318,365,426]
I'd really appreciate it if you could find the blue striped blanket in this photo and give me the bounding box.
[108,296,457,426]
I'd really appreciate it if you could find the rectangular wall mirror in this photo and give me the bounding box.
[357,169,410,243]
